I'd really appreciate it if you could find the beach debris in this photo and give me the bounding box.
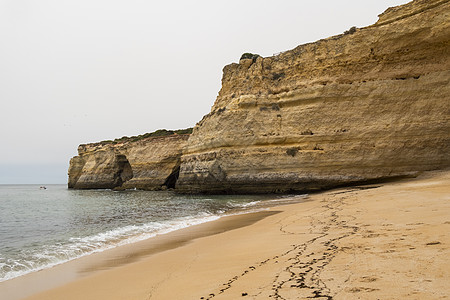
[425,241,441,246]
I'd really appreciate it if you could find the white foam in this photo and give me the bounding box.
[230,194,308,209]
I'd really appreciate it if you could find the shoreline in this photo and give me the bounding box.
[0,209,284,300]
[1,170,449,299]
[0,187,306,285]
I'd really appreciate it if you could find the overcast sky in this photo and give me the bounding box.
[0,0,410,184]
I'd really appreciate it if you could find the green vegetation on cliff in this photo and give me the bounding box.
[99,128,193,145]
[240,53,260,62]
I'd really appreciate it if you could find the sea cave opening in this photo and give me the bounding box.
[114,155,133,187]
[163,164,180,189]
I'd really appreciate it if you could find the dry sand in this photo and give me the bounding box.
[1,170,449,299]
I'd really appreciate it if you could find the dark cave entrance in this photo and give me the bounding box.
[163,164,180,189]
[114,155,133,188]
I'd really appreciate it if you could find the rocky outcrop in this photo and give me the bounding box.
[176,0,450,193]
[68,134,189,190]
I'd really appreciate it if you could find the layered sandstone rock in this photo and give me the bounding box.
[68,134,189,190]
[176,0,450,193]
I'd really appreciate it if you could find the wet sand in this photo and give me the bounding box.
[1,170,449,299]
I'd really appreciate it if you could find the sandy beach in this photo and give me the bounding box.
[1,170,449,299]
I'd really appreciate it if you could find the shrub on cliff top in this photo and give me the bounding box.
[344,26,357,35]
[240,53,260,62]
[98,128,193,145]
[173,128,193,135]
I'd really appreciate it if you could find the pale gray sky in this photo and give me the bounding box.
[0,0,410,184]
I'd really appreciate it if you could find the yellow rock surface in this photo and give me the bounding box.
[176,0,450,193]
[68,135,189,190]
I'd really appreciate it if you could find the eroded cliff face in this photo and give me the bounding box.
[68,134,189,190]
[176,0,450,193]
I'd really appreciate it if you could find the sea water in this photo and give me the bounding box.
[0,185,302,282]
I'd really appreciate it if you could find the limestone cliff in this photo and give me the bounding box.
[68,134,189,190]
[176,0,450,193]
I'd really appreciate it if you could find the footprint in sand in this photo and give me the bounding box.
[359,276,378,282]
